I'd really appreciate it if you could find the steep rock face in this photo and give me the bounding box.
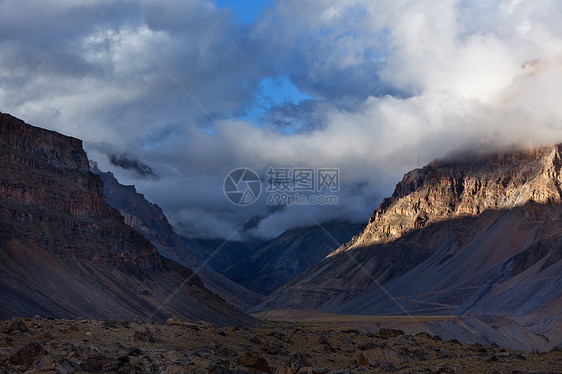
[93,168,199,269]
[94,169,261,311]
[0,113,159,272]
[0,112,255,325]
[224,222,364,295]
[337,146,562,253]
[255,145,562,344]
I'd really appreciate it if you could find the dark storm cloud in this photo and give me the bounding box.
[110,154,158,180]
[1,0,562,240]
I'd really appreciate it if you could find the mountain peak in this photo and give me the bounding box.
[337,144,562,253]
[0,113,254,324]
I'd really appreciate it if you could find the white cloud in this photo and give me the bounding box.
[1,0,562,239]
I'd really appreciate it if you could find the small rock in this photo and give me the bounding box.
[435,363,457,373]
[166,317,184,326]
[340,329,359,334]
[317,335,330,345]
[127,347,144,356]
[439,348,455,358]
[78,354,111,372]
[214,344,238,358]
[101,320,118,329]
[197,320,214,329]
[274,353,311,374]
[260,340,283,355]
[8,342,47,366]
[414,332,433,340]
[208,360,233,374]
[377,328,404,338]
[297,367,330,373]
[32,355,57,371]
[217,329,227,336]
[239,352,270,373]
[357,340,376,351]
[162,364,195,374]
[357,347,406,367]
[102,355,129,372]
[56,359,77,374]
[134,327,155,343]
[2,318,29,333]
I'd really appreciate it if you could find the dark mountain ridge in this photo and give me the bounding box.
[223,222,364,295]
[93,168,262,311]
[0,112,254,325]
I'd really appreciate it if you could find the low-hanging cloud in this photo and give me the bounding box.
[1,0,562,240]
[110,153,158,180]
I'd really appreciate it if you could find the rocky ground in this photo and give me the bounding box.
[1,317,561,373]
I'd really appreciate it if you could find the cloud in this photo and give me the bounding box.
[110,153,158,180]
[1,0,562,240]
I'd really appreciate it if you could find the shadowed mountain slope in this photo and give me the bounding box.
[182,238,256,274]
[254,145,562,344]
[223,222,364,295]
[93,169,261,311]
[0,112,255,325]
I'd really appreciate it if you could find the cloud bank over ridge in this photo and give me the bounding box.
[1,0,562,239]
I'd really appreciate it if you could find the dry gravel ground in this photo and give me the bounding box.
[0,317,560,374]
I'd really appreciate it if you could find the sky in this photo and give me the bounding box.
[1,0,562,240]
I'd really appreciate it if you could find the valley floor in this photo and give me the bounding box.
[1,316,561,374]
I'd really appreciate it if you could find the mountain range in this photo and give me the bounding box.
[222,222,364,295]
[0,112,254,325]
[253,146,562,345]
[93,168,262,311]
[1,112,560,351]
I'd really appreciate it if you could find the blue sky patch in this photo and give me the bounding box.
[241,75,311,126]
[215,0,272,23]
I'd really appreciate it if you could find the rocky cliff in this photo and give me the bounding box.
[93,168,261,310]
[0,112,255,325]
[0,113,160,272]
[336,145,562,253]
[254,145,562,345]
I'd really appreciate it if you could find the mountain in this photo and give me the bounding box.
[223,222,364,295]
[253,145,562,344]
[93,169,261,311]
[183,238,256,274]
[0,112,255,325]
